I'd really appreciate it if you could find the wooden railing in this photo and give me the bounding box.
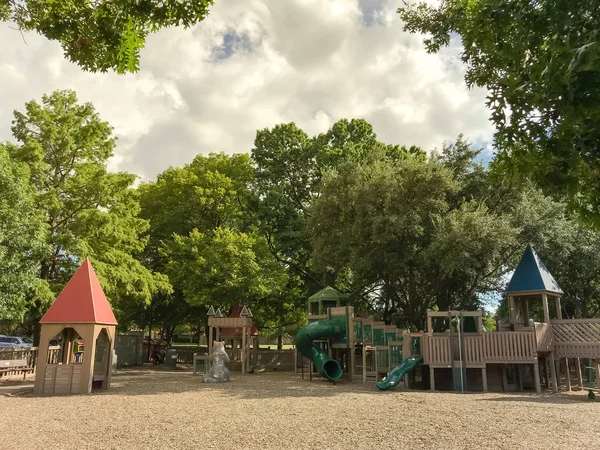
[464,336,484,366]
[533,322,553,352]
[424,331,536,366]
[482,332,536,362]
[0,346,61,373]
[426,336,451,366]
[552,319,600,358]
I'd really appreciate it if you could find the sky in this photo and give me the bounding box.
[0,0,495,181]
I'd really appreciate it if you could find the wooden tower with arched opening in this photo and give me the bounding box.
[34,259,118,395]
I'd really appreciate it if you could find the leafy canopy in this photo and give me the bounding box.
[398,1,600,222]
[1,0,214,73]
[0,145,48,321]
[6,89,170,325]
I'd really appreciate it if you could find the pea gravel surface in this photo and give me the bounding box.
[0,369,598,450]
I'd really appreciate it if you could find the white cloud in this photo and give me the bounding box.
[0,0,494,180]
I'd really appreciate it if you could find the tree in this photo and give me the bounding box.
[0,145,49,321]
[309,136,583,329]
[398,1,600,222]
[5,90,169,337]
[251,119,423,292]
[1,0,214,73]
[138,153,303,340]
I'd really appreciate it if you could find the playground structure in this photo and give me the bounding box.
[34,259,117,395]
[206,305,255,375]
[295,246,600,393]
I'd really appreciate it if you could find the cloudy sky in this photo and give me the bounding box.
[0,0,494,181]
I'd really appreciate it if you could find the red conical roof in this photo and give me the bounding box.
[40,258,118,325]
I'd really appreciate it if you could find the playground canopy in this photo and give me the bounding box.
[506,246,563,295]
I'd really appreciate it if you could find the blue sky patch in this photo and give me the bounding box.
[359,0,386,27]
[211,31,253,61]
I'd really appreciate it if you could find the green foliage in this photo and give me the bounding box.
[2,0,214,73]
[6,89,169,325]
[138,152,301,337]
[482,314,496,332]
[0,145,49,321]
[251,119,423,290]
[309,136,588,328]
[138,153,254,272]
[161,227,264,308]
[398,0,600,221]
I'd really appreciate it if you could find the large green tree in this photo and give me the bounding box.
[310,137,578,328]
[138,153,301,342]
[1,0,214,73]
[5,90,169,336]
[398,1,600,222]
[251,118,423,293]
[0,145,48,321]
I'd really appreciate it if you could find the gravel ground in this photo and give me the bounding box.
[0,369,598,450]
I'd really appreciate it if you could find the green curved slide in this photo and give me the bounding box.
[294,319,345,380]
[376,356,423,390]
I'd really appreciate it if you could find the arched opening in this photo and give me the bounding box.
[92,328,112,390]
[40,325,88,395]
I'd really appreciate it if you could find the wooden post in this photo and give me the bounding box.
[426,314,432,334]
[524,298,530,326]
[517,365,524,391]
[362,348,367,383]
[549,353,558,392]
[79,325,99,395]
[596,360,600,390]
[103,326,116,390]
[482,367,488,393]
[508,296,515,323]
[349,346,355,382]
[542,294,550,324]
[564,358,571,391]
[533,362,541,394]
[208,326,213,355]
[555,296,562,320]
[430,367,435,391]
[576,358,583,389]
[241,326,245,375]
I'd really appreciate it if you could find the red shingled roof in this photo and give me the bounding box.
[220,304,259,337]
[40,258,118,325]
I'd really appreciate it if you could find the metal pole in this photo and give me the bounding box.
[147,296,153,362]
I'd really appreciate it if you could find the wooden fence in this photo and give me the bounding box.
[0,346,61,373]
[552,319,600,358]
[426,336,451,367]
[424,331,537,367]
[482,331,536,362]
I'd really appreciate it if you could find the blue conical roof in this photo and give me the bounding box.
[506,246,562,294]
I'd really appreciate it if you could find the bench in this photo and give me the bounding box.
[0,359,33,379]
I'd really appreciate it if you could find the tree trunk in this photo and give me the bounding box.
[277,335,283,350]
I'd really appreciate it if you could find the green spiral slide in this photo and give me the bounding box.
[376,356,423,390]
[294,319,345,380]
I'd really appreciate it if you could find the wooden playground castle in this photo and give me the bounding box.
[34,259,117,395]
[297,246,600,392]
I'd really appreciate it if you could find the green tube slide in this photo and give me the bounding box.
[294,319,345,380]
[376,356,423,391]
